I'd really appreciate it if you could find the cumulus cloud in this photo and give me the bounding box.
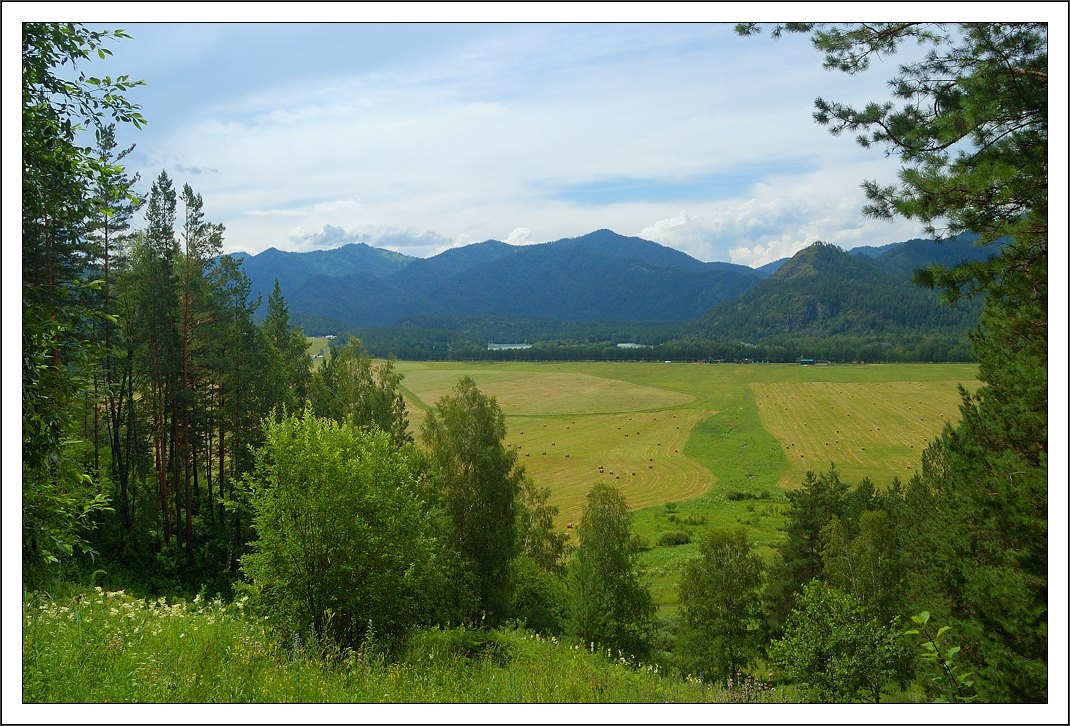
[634,163,928,268]
[505,228,536,245]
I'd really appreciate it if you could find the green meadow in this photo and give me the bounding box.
[395,360,978,613]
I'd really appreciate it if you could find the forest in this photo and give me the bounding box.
[19,22,1049,709]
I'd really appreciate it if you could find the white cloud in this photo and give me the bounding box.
[505,228,536,245]
[630,159,930,266]
[102,23,941,262]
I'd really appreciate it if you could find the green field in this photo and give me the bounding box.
[395,360,978,612]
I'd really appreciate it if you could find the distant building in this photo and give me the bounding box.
[616,343,651,349]
[487,342,532,350]
[799,358,815,366]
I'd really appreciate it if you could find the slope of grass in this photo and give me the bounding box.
[21,587,793,706]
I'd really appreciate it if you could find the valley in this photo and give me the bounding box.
[397,360,976,519]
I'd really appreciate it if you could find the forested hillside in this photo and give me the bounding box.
[687,241,984,352]
[247,229,762,328]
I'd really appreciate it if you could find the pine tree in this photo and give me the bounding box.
[741,22,1048,701]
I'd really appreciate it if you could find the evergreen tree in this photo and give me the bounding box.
[87,125,142,537]
[126,171,181,546]
[741,22,1048,701]
[764,466,850,633]
[263,279,312,412]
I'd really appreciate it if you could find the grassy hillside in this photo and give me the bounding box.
[22,586,793,706]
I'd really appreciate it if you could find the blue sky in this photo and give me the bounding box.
[4,5,1067,270]
[11,4,1057,267]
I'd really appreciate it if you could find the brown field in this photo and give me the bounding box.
[396,361,977,526]
[750,380,968,489]
[399,363,710,525]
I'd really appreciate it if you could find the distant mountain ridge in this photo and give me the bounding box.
[230,229,997,338]
[688,237,990,343]
[238,229,764,328]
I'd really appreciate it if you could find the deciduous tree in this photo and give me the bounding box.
[421,376,522,624]
[677,528,765,685]
[22,22,144,581]
[770,580,911,703]
[311,337,410,446]
[567,482,655,659]
[241,410,448,649]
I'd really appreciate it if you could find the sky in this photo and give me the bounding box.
[11,4,1066,268]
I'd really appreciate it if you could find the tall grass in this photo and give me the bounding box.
[22,587,795,705]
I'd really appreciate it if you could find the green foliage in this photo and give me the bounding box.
[263,279,312,410]
[656,531,691,547]
[820,509,905,623]
[22,23,144,581]
[421,376,523,625]
[516,476,571,575]
[897,403,1047,701]
[764,466,850,632]
[690,241,983,348]
[510,478,571,634]
[676,528,764,686]
[508,555,568,635]
[568,483,656,660]
[22,466,112,586]
[240,411,448,650]
[906,611,977,703]
[770,580,911,703]
[311,336,410,446]
[744,23,1048,702]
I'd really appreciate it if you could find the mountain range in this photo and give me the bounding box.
[232,228,997,344]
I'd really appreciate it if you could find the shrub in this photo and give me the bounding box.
[657,531,692,547]
[241,410,449,651]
